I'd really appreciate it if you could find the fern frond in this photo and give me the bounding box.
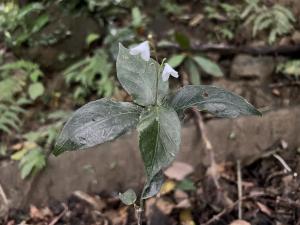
[273,4,296,22]
[63,50,114,101]
[0,103,23,134]
[242,0,295,44]
[253,12,270,36]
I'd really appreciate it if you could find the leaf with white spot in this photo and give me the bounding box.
[53,99,142,156]
[169,85,261,118]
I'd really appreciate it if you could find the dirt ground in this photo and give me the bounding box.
[2,137,300,225]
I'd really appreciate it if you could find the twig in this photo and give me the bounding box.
[266,170,291,184]
[48,203,68,225]
[237,160,242,220]
[269,81,300,88]
[158,43,300,56]
[0,183,9,206]
[134,205,143,225]
[191,108,220,189]
[273,153,292,173]
[203,193,271,225]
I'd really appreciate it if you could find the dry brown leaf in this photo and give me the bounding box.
[104,208,128,225]
[73,191,106,211]
[206,163,225,178]
[230,219,251,225]
[41,207,53,217]
[156,198,174,215]
[18,222,27,225]
[6,220,15,225]
[272,89,280,97]
[30,205,44,219]
[175,199,191,209]
[189,14,204,27]
[256,202,272,216]
[174,190,189,203]
[11,141,37,151]
[164,162,194,181]
[242,181,255,189]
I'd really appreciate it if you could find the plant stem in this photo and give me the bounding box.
[154,58,166,105]
[135,205,142,225]
[134,198,144,225]
[148,36,166,106]
[237,160,242,219]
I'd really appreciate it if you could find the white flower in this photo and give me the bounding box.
[129,41,150,61]
[162,63,179,81]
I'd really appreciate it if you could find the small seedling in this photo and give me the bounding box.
[53,41,261,223]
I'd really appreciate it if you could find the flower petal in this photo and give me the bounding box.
[129,47,140,55]
[162,63,179,81]
[129,41,150,61]
[162,71,170,81]
[170,70,179,78]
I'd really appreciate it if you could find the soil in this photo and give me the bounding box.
[2,142,300,225]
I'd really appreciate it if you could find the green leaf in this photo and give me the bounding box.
[17,3,44,20]
[177,179,196,191]
[31,14,49,33]
[53,99,142,156]
[119,189,137,205]
[142,170,164,199]
[167,54,186,68]
[131,7,142,28]
[138,106,181,197]
[174,32,190,49]
[116,44,168,106]
[86,33,100,46]
[277,60,300,77]
[28,82,45,100]
[0,78,22,101]
[185,59,201,85]
[11,149,29,161]
[19,148,46,179]
[193,56,223,77]
[169,85,261,118]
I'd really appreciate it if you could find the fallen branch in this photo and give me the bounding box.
[269,81,300,88]
[191,108,220,189]
[159,43,300,56]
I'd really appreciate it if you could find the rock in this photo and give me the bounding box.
[13,3,104,71]
[230,54,275,80]
[212,79,273,109]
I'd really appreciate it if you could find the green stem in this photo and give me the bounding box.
[154,58,166,105]
[134,203,143,225]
